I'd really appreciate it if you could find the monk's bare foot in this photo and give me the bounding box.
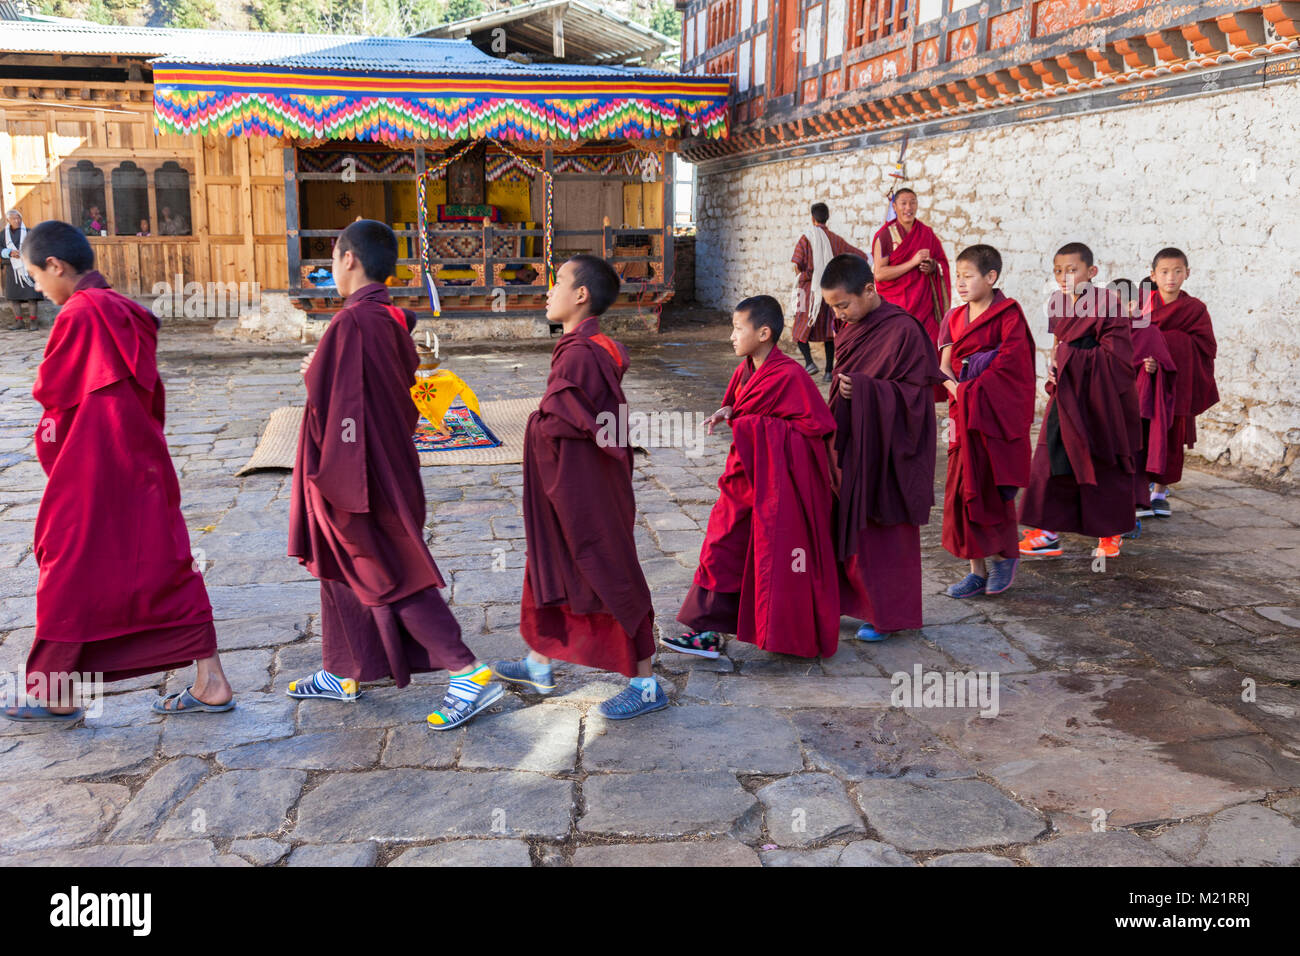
[183,674,234,708]
[5,704,79,716]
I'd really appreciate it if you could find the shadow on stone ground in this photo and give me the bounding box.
[0,310,1297,867]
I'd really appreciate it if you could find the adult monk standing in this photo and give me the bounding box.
[667,295,839,660]
[4,221,234,723]
[871,188,951,344]
[790,202,868,382]
[822,254,944,642]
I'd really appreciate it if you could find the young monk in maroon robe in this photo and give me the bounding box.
[4,221,233,723]
[288,220,499,731]
[871,188,951,345]
[821,254,944,641]
[791,202,869,382]
[667,295,838,660]
[938,245,1036,599]
[1109,278,1177,521]
[1019,243,1142,560]
[1144,247,1219,516]
[491,255,661,720]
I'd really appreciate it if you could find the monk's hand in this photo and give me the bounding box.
[1143,356,1158,373]
[919,259,936,274]
[299,349,317,377]
[838,373,853,400]
[705,406,732,434]
[944,380,959,399]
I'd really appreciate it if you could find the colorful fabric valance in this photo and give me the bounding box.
[152,64,730,142]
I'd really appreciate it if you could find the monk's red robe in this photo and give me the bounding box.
[791,225,868,343]
[1130,321,1177,506]
[1147,290,1218,484]
[521,316,654,677]
[678,349,838,657]
[27,270,216,694]
[289,282,471,685]
[872,218,951,344]
[831,300,944,632]
[938,292,1036,561]
[1019,286,1142,537]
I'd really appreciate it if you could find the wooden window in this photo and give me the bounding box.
[67,160,107,236]
[848,0,910,50]
[111,161,149,236]
[155,162,193,236]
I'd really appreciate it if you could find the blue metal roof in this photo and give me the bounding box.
[0,20,686,78]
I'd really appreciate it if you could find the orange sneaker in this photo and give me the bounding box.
[1019,528,1062,557]
[1093,535,1122,558]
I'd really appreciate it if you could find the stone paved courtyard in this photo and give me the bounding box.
[1,315,1298,867]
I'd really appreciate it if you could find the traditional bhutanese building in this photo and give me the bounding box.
[676,1,1300,479]
[0,16,728,332]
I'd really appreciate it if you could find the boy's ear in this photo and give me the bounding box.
[1087,265,1099,280]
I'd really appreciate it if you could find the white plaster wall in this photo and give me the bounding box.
[696,81,1300,479]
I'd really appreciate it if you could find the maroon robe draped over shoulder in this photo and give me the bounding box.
[872,218,951,344]
[830,299,944,632]
[521,316,654,678]
[1147,290,1218,484]
[1019,286,1142,537]
[938,292,1037,560]
[1130,321,1177,505]
[289,282,470,685]
[791,225,868,343]
[678,348,839,657]
[27,271,216,693]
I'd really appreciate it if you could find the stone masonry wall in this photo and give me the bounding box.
[696,81,1300,481]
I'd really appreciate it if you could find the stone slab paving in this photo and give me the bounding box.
[0,320,1298,865]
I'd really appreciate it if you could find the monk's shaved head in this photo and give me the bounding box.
[337,219,398,282]
[22,220,94,273]
[820,254,875,295]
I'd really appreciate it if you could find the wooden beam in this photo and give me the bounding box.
[551,4,567,59]
[1113,37,1155,69]
[1145,28,1190,63]
[1031,57,1069,85]
[1263,3,1300,38]
[284,147,300,291]
[1058,51,1095,81]
[1216,12,1266,47]
[1085,42,1126,74]
[1181,19,1230,55]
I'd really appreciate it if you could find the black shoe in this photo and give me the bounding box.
[1152,498,1171,517]
[803,361,819,375]
[1136,503,1155,518]
[822,369,834,383]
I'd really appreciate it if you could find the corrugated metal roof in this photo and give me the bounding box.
[419,0,671,66]
[0,20,686,78]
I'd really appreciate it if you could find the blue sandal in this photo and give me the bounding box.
[597,682,668,720]
[152,686,236,715]
[427,682,504,731]
[287,670,360,702]
[2,704,84,724]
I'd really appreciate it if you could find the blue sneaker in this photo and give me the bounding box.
[947,573,988,599]
[597,682,668,720]
[854,622,889,642]
[489,658,555,695]
[986,558,1018,595]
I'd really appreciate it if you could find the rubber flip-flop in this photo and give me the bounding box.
[2,704,85,724]
[152,686,236,715]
